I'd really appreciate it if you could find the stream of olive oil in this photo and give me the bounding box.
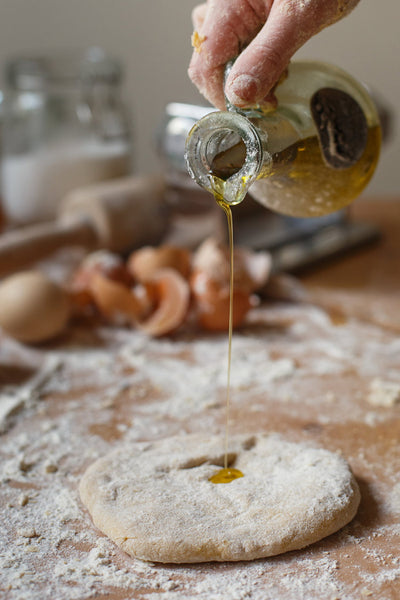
[209,192,244,485]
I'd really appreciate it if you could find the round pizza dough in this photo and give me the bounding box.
[79,433,360,563]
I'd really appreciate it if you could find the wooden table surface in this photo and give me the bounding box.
[0,197,399,600]
[302,198,400,326]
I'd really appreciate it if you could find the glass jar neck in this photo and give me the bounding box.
[185,110,268,205]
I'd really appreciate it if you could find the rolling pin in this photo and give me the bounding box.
[0,175,168,277]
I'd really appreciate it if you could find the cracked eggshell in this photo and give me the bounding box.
[193,238,271,293]
[127,245,191,283]
[69,250,133,312]
[190,237,270,331]
[88,273,154,325]
[190,271,253,331]
[137,268,190,337]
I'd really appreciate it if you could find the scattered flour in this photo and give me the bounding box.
[367,378,400,407]
[0,302,399,598]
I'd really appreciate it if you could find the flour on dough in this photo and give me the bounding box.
[79,433,360,563]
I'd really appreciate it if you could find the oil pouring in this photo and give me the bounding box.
[185,60,381,482]
[207,199,244,484]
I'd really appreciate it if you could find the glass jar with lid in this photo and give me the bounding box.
[0,47,133,224]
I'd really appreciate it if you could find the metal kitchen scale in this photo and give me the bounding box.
[157,102,381,273]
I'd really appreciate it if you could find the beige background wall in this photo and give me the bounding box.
[0,0,398,195]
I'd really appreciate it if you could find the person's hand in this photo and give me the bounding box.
[189,0,360,110]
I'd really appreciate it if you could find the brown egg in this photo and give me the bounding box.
[0,271,71,343]
[127,245,191,283]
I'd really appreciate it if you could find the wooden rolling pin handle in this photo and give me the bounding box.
[0,219,98,278]
[0,175,168,278]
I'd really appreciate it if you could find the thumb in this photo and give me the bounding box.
[225,0,358,107]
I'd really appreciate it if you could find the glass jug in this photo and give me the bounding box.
[0,47,132,225]
[185,61,381,218]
